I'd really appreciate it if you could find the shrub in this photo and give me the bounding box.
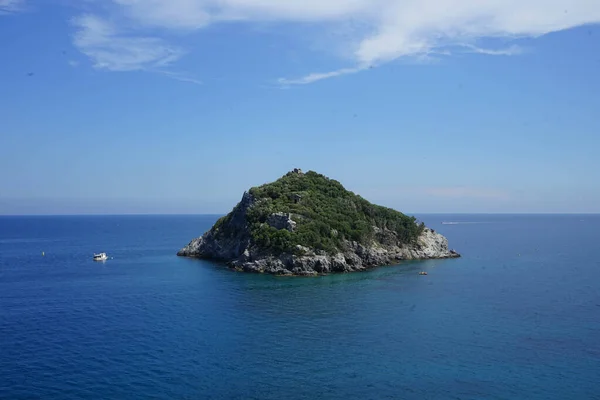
[237,170,424,255]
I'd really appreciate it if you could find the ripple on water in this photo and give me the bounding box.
[1,215,600,399]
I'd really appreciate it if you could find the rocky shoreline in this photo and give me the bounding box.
[177,189,459,276]
[178,225,459,276]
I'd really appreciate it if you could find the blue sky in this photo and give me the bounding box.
[1,0,600,214]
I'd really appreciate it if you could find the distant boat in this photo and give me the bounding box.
[93,253,108,261]
[419,271,428,275]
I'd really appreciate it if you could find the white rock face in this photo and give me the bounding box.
[177,186,460,275]
[267,212,296,232]
[178,220,459,276]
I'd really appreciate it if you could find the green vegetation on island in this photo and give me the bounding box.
[213,170,424,255]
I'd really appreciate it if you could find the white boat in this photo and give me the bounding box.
[93,252,108,261]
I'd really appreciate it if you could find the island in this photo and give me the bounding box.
[177,169,460,275]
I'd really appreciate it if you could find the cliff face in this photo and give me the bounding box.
[177,170,459,276]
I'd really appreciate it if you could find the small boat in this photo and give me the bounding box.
[93,252,108,261]
[419,271,428,275]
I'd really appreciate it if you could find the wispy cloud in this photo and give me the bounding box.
[0,0,24,14]
[68,60,80,67]
[462,44,525,56]
[424,187,510,200]
[154,70,203,85]
[278,66,366,85]
[113,0,212,30]
[65,1,600,84]
[71,14,183,72]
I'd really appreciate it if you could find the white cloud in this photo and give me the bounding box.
[156,70,203,85]
[113,0,212,30]
[71,14,183,71]
[462,44,525,56]
[114,0,379,26]
[0,0,24,14]
[278,66,366,85]
[68,60,80,67]
[70,1,600,83]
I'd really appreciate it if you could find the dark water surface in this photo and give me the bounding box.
[1,214,599,399]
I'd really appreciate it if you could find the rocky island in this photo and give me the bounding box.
[178,169,460,275]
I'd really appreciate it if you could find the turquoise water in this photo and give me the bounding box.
[1,214,599,399]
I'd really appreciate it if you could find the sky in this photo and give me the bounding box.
[1,0,600,215]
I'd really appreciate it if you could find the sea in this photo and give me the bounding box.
[1,214,599,400]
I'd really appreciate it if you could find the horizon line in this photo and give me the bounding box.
[1,212,599,217]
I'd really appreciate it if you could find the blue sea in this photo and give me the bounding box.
[1,214,599,399]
